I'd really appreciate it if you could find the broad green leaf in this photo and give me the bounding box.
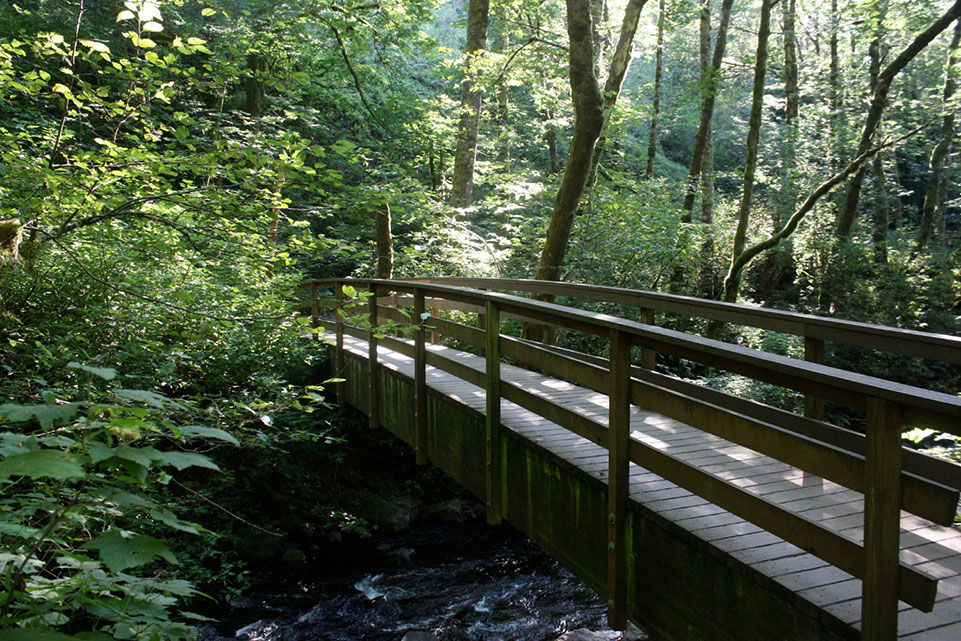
[114,389,170,408]
[79,40,110,54]
[0,630,77,641]
[68,361,117,380]
[85,530,178,572]
[0,449,84,481]
[158,451,219,471]
[142,21,163,33]
[201,8,216,16]
[0,522,43,538]
[149,509,200,534]
[176,424,239,445]
[0,403,80,429]
[116,9,135,21]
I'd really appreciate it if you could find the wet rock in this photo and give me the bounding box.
[401,631,435,641]
[620,622,648,641]
[356,496,420,532]
[426,499,476,522]
[281,546,306,564]
[237,531,285,561]
[554,629,614,641]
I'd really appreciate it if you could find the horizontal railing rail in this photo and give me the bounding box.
[299,277,961,641]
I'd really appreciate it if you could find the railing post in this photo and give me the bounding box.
[414,288,428,466]
[334,282,345,406]
[485,299,503,526]
[861,398,902,641]
[367,283,379,430]
[310,283,320,338]
[804,334,826,419]
[639,307,656,370]
[607,329,631,630]
[430,305,440,344]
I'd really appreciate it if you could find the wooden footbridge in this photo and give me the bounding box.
[299,277,961,641]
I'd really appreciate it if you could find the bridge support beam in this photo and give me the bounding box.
[335,282,346,406]
[368,283,379,430]
[607,329,631,630]
[485,300,503,525]
[804,336,826,419]
[861,398,903,641]
[414,288,428,465]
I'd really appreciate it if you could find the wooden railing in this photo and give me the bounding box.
[299,278,961,641]
[411,276,961,421]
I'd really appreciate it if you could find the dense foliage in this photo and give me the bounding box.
[1,0,959,638]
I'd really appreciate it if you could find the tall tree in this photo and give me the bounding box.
[449,0,490,209]
[681,0,735,215]
[835,0,961,240]
[645,0,666,177]
[534,0,649,285]
[723,0,775,302]
[915,17,961,254]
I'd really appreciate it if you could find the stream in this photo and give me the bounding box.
[197,514,643,641]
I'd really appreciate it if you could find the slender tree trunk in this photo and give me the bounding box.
[449,0,490,209]
[835,0,961,239]
[495,13,511,164]
[829,0,842,172]
[722,0,774,302]
[916,17,961,254]
[376,203,393,279]
[783,0,799,123]
[645,0,666,177]
[696,0,717,296]
[588,0,650,187]
[681,0,735,215]
[244,53,267,116]
[546,113,560,174]
[870,155,889,264]
[534,0,605,284]
[534,0,649,285]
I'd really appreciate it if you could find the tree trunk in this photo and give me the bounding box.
[870,155,889,264]
[376,203,393,280]
[495,13,511,164]
[829,0,842,172]
[449,0,490,209]
[696,0,717,297]
[835,0,961,240]
[915,17,961,254]
[783,0,799,123]
[534,0,648,285]
[534,0,605,285]
[645,0,666,177]
[588,0,650,188]
[244,53,267,116]
[681,0,735,215]
[722,0,774,302]
[546,112,560,174]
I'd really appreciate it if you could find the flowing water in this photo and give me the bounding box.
[197,516,636,641]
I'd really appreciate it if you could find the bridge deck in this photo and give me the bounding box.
[336,334,961,640]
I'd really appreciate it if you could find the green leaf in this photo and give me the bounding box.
[0,403,80,429]
[0,450,84,481]
[116,9,135,21]
[158,451,219,471]
[114,389,171,408]
[149,509,200,534]
[201,8,216,16]
[176,424,239,445]
[0,630,78,641]
[142,21,163,33]
[68,361,117,380]
[85,530,178,572]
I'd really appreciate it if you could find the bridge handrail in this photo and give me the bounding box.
[302,278,961,430]
[301,277,959,635]
[412,276,961,366]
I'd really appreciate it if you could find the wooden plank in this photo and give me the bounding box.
[485,300,503,525]
[414,288,428,465]
[862,398,906,641]
[499,383,608,447]
[625,436,938,612]
[607,329,631,630]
